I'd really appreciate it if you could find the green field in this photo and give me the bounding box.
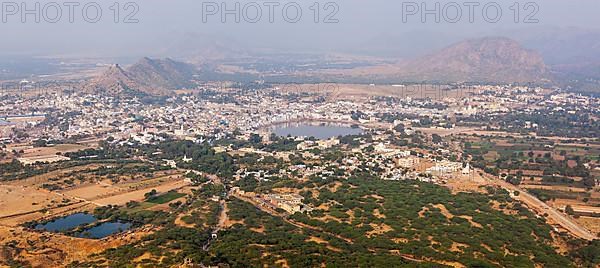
[147,191,186,204]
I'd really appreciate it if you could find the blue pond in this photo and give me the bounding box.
[35,213,131,239]
[77,222,132,239]
[35,213,96,232]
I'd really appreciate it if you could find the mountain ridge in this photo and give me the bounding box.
[86,58,198,96]
[397,37,550,83]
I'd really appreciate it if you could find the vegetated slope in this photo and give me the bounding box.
[78,178,595,267]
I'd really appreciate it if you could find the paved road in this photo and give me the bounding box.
[482,172,596,241]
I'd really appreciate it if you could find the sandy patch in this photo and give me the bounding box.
[133,252,153,262]
[250,226,265,233]
[450,242,468,253]
[432,204,454,219]
[373,208,386,219]
[8,164,104,188]
[444,174,487,193]
[317,204,330,210]
[430,204,482,227]
[392,238,409,244]
[307,236,328,244]
[458,215,483,228]
[329,181,343,192]
[306,236,342,252]
[273,187,319,198]
[366,223,393,237]
[0,185,66,219]
[60,184,121,201]
[418,207,429,218]
[275,259,290,268]
[575,216,600,236]
[438,261,466,268]
[313,215,343,223]
[362,194,385,200]
[0,225,154,268]
[346,209,355,222]
[480,243,493,252]
[20,144,90,158]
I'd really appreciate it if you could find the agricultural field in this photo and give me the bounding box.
[0,158,190,226]
[455,134,600,236]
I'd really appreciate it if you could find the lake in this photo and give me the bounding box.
[35,213,96,232]
[35,213,132,239]
[77,222,132,239]
[271,123,363,139]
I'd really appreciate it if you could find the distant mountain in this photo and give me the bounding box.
[86,58,198,96]
[354,30,469,59]
[397,37,550,83]
[509,27,600,93]
[127,57,197,89]
[161,33,250,64]
[85,64,142,95]
[507,27,600,66]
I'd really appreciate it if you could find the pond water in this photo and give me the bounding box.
[77,222,132,239]
[35,213,97,232]
[271,123,363,139]
[35,213,132,239]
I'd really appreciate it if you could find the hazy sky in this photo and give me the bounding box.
[1,0,599,58]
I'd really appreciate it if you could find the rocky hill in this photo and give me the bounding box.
[127,57,197,90]
[85,64,141,95]
[86,58,198,96]
[398,37,550,83]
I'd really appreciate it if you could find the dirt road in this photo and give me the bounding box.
[482,172,596,241]
[216,200,227,231]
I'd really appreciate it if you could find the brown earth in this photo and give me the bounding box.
[0,225,155,267]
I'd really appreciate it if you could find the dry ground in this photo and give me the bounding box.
[59,183,122,201]
[0,225,155,267]
[19,144,92,158]
[92,180,189,206]
[575,217,600,236]
[0,185,65,219]
[1,166,188,227]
